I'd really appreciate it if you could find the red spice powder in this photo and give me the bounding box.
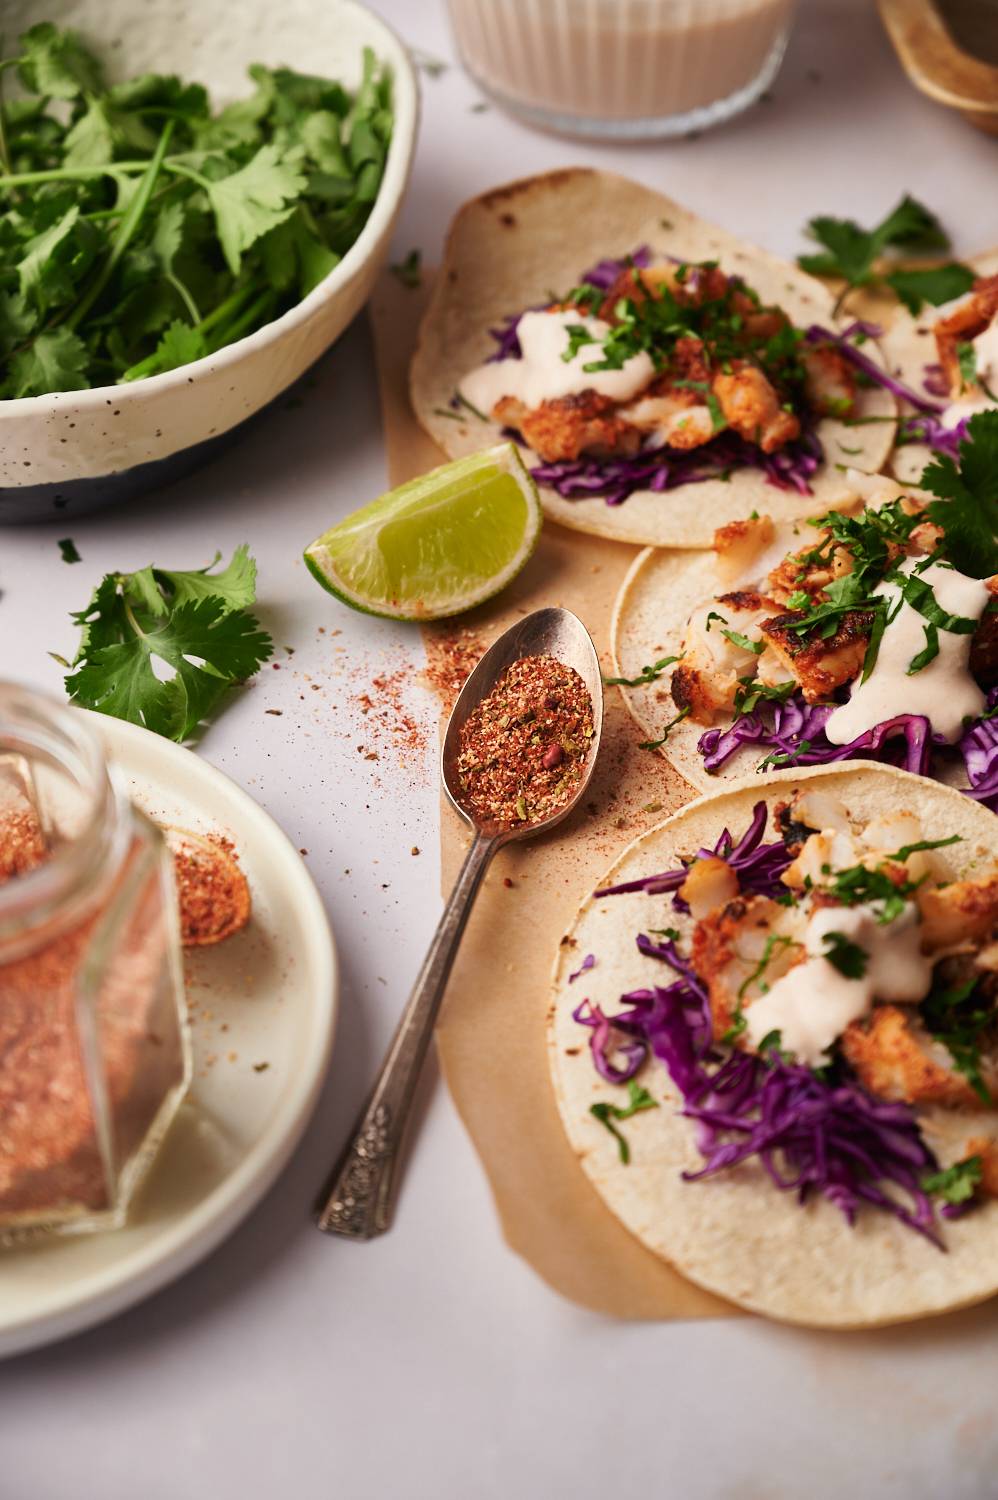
[455,654,594,828]
[170,833,251,947]
[423,628,485,711]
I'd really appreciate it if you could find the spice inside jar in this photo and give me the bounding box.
[455,654,594,827]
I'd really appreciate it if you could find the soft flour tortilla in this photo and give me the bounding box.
[548,762,998,1328]
[411,169,897,549]
[609,474,951,794]
[881,248,998,485]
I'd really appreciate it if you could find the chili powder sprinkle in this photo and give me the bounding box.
[455,654,594,828]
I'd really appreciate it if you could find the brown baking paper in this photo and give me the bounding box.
[371,273,733,1319]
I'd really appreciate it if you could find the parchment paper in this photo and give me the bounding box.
[371,273,732,1319]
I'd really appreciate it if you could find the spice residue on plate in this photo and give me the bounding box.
[455,654,594,827]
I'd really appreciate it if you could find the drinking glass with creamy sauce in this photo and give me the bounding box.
[0,687,190,1243]
[446,0,798,139]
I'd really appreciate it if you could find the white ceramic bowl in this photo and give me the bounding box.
[1,0,418,523]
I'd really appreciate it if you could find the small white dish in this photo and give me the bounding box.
[0,713,338,1360]
[0,0,419,521]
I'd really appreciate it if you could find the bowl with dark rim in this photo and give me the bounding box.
[1,0,418,524]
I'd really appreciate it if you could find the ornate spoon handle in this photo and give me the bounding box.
[315,832,497,1239]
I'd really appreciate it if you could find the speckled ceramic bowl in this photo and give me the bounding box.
[1,0,418,523]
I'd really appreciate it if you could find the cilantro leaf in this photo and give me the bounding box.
[885,263,975,315]
[821,931,868,979]
[390,249,422,289]
[876,194,949,253]
[156,544,259,611]
[922,411,998,578]
[146,319,207,374]
[920,977,993,1104]
[6,327,89,397]
[590,1080,659,1164]
[603,654,680,688]
[921,1156,983,1206]
[799,194,960,311]
[799,215,876,286]
[204,144,308,274]
[63,549,272,742]
[17,206,81,311]
[17,22,104,100]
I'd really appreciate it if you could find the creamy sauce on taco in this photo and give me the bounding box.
[460,309,655,413]
[745,901,931,1067]
[824,560,988,746]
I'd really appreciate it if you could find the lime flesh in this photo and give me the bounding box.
[304,443,543,620]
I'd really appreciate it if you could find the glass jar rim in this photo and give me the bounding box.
[0,684,129,945]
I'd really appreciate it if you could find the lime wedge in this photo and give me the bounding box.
[303,443,542,620]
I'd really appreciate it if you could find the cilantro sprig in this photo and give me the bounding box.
[922,410,998,579]
[798,194,973,314]
[590,1080,659,1164]
[0,24,393,395]
[920,979,994,1105]
[63,546,273,741]
[921,1155,983,1206]
[603,654,680,688]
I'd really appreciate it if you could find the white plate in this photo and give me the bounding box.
[0,714,338,1360]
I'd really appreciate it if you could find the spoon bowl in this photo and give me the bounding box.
[442,607,604,842]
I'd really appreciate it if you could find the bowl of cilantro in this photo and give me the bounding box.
[0,0,418,521]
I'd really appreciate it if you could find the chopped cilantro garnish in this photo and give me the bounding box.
[957,340,977,389]
[888,835,962,861]
[58,537,81,564]
[923,411,998,579]
[721,627,764,654]
[390,249,422,289]
[603,655,681,688]
[821,930,868,979]
[921,1155,983,1205]
[590,1079,659,1163]
[920,978,993,1104]
[733,676,796,718]
[639,707,690,750]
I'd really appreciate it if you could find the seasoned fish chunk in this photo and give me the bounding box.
[802,344,857,418]
[712,362,801,453]
[759,608,871,703]
[842,1005,998,1110]
[934,274,998,396]
[671,589,782,724]
[498,391,642,463]
[691,894,805,1042]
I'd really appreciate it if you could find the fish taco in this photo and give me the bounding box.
[610,415,998,800]
[411,170,897,549]
[548,764,998,1326]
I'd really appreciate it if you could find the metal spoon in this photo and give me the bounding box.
[315,606,604,1239]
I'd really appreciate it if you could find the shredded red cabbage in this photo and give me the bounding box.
[578,880,944,1244]
[806,322,939,414]
[897,411,967,458]
[579,244,652,291]
[960,689,998,809]
[698,692,935,776]
[531,428,823,507]
[568,952,596,984]
[697,687,997,804]
[595,798,793,906]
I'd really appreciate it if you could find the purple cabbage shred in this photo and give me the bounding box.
[577,918,944,1243]
[960,688,998,810]
[595,798,793,906]
[567,952,596,984]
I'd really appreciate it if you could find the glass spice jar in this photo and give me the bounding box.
[0,684,190,1242]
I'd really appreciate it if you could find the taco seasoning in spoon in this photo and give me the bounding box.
[456,654,594,828]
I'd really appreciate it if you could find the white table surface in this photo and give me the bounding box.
[4,1,998,1495]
